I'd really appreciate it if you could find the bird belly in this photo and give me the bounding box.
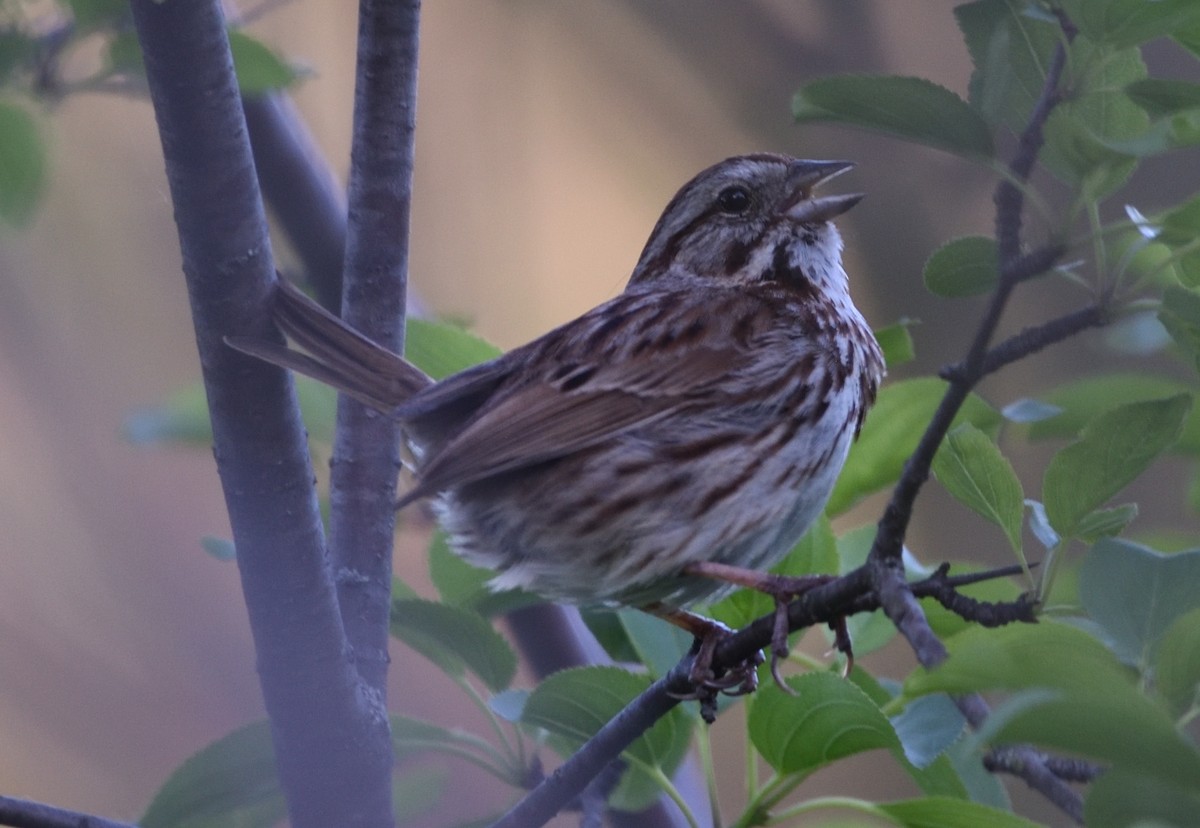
[434,380,861,610]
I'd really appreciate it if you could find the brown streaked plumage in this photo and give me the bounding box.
[230,154,884,693]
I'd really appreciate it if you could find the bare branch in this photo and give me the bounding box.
[129,1,391,824]
[328,0,420,704]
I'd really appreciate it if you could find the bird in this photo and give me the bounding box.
[229,154,884,700]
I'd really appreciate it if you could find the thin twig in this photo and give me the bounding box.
[858,18,1091,823]
[986,747,1105,784]
[985,746,1091,821]
[979,303,1107,377]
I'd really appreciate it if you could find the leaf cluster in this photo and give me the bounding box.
[0,0,296,227]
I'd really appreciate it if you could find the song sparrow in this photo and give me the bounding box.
[231,154,884,696]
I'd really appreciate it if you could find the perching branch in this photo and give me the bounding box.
[495,561,1031,828]
[128,1,392,825]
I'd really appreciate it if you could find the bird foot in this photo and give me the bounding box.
[682,563,855,692]
[650,610,765,722]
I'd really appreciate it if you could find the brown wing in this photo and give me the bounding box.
[398,291,758,505]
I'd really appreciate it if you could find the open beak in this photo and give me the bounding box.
[785,160,864,223]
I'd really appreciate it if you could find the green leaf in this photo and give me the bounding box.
[1060,0,1200,49]
[1155,607,1200,719]
[389,713,476,758]
[793,75,994,159]
[617,609,692,681]
[200,536,236,562]
[141,720,285,828]
[0,102,45,227]
[488,689,529,723]
[932,424,1024,554]
[943,737,1011,811]
[389,712,524,786]
[923,236,999,297]
[1026,373,1200,454]
[1110,230,1181,288]
[0,30,33,84]
[123,376,337,446]
[123,384,212,446]
[67,0,129,30]
[905,621,1135,699]
[981,686,1200,791]
[1041,393,1190,535]
[1041,41,1148,196]
[874,318,917,369]
[1160,284,1200,367]
[1126,79,1200,118]
[228,32,298,97]
[1042,40,1148,196]
[1178,19,1200,59]
[389,598,517,692]
[1042,394,1192,537]
[958,0,1064,132]
[427,532,538,617]
[956,0,1014,125]
[521,666,691,811]
[1080,539,1200,669]
[748,671,897,774]
[878,797,1042,828]
[578,607,640,664]
[1160,193,1200,248]
[847,670,975,801]
[391,763,447,825]
[1085,767,1200,828]
[107,30,143,74]
[890,694,965,769]
[405,317,501,380]
[829,378,1000,515]
[1074,503,1137,543]
[1001,398,1062,424]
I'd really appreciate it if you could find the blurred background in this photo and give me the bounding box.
[0,1,1196,825]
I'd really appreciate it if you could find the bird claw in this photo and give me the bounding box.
[650,571,856,719]
[665,623,765,722]
[759,575,854,693]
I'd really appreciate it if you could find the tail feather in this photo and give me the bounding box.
[226,278,431,412]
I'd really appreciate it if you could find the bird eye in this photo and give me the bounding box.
[716,185,752,215]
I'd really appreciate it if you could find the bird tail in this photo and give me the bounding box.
[226,278,431,412]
